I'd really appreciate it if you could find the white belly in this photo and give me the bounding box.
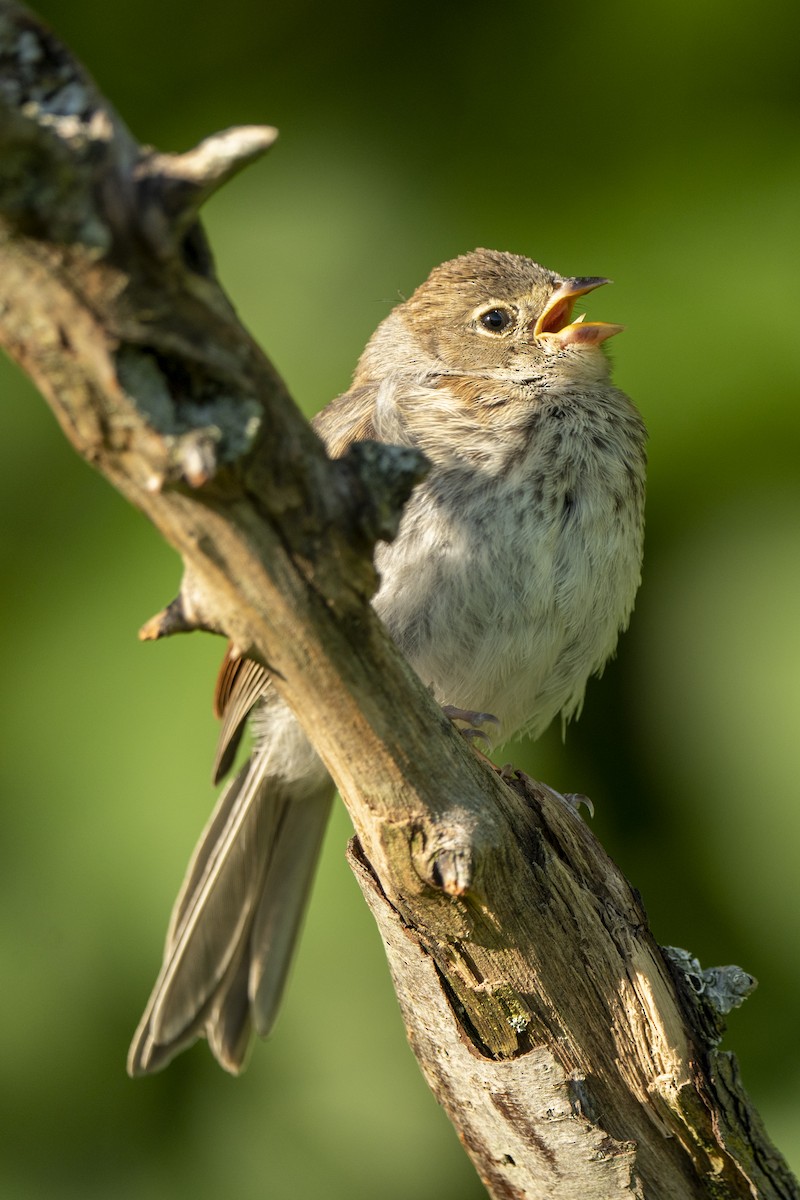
[372,409,645,743]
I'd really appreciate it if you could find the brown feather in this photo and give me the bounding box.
[312,383,377,458]
[212,650,271,783]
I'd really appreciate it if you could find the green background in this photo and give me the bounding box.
[2,1,799,1195]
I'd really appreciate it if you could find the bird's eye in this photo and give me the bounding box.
[478,307,513,333]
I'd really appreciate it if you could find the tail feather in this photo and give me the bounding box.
[164,756,258,947]
[249,788,334,1035]
[206,949,254,1074]
[127,747,334,1076]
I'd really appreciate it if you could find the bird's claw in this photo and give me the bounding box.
[441,705,500,729]
[459,726,493,749]
[442,704,501,750]
[443,705,500,742]
[542,787,595,820]
[563,792,595,819]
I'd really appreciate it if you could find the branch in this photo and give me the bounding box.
[0,5,795,1197]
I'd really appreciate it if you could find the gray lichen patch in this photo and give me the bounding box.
[115,344,262,483]
[0,15,91,122]
[0,12,124,248]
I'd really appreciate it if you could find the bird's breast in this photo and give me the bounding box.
[372,386,646,742]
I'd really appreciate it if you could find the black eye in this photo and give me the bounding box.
[479,307,513,333]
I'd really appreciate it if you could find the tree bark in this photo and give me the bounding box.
[0,4,796,1197]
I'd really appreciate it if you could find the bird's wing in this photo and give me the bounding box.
[311,383,378,458]
[211,648,271,783]
[208,382,380,784]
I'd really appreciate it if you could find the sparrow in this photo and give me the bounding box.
[127,248,647,1076]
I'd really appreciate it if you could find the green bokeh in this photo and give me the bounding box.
[2,1,799,1195]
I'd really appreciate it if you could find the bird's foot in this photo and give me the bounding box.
[542,786,595,820]
[442,705,501,749]
[562,791,595,819]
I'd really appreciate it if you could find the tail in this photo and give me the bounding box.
[128,744,334,1075]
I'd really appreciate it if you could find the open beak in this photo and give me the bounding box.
[533,277,624,349]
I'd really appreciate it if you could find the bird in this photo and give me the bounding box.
[127,248,647,1076]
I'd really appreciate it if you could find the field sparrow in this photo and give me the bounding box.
[128,248,647,1075]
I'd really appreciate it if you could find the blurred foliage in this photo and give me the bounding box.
[1,0,799,1195]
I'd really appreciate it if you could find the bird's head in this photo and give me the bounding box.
[397,248,623,383]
